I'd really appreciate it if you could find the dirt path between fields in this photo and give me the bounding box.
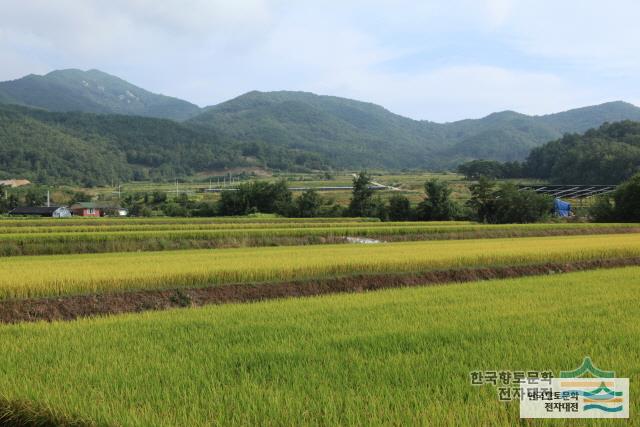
[1,257,639,324]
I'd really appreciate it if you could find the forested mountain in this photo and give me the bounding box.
[0,105,326,185]
[2,69,640,183]
[190,91,442,169]
[536,101,640,134]
[434,111,561,165]
[191,91,640,168]
[0,69,201,121]
[525,121,640,184]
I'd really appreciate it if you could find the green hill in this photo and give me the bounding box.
[537,101,640,133]
[191,91,640,169]
[0,69,201,121]
[190,91,443,169]
[0,105,275,185]
[525,120,640,184]
[434,111,560,165]
[0,106,131,185]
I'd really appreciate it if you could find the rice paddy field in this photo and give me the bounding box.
[1,267,639,426]
[0,233,639,300]
[0,217,639,425]
[1,216,638,256]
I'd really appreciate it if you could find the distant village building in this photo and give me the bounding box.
[0,179,31,188]
[69,202,128,217]
[9,206,72,218]
[70,202,103,217]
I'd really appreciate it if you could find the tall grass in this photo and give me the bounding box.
[0,267,638,426]
[1,233,639,300]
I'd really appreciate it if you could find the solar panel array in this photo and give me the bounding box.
[518,185,616,199]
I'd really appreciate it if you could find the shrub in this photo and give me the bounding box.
[218,180,293,216]
[612,173,640,221]
[589,196,616,222]
[387,194,412,221]
[348,171,374,217]
[591,173,640,222]
[296,189,323,218]
[467,179,552,223]
[416,180,459,221]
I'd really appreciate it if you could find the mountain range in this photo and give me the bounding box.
[1,69,640,183]
[0,69,200,121]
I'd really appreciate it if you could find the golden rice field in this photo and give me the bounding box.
[0,221,629,235]
[1,218,638,256]
[1,233,639,300]
[0,221,478,234]
[0,216,378,228]
[2,223,636,245]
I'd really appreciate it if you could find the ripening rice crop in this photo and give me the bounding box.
[0,216,381,228]
[0,220,474,234]
[0,222,638,257]
[0,233,639,300]
[0,221,632,235]
[0,267,638,426]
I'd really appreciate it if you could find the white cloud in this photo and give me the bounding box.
[0,0,638,120]
[485,0,513,27]
[499,0,640,73]
[309,65,588,122]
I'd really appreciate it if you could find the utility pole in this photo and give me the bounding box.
[46,190,50,207]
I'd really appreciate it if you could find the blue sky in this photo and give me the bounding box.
[1,0,639,121]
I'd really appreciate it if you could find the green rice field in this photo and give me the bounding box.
[1,215,638,425]
[0,267,637,426]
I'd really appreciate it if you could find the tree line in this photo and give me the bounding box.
[111,172,555,224]
[457,121,640,185]
[589,173,640,222]
[4,171,639,223]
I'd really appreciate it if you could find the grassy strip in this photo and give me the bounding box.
[0,267,638,425]
[0,223,638,256]
[1,233,640,300]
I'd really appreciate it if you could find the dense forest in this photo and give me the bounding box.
[0,105,328,186]
[525,121,640,184]
[190,90,439,169]
[457,121,640,184]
